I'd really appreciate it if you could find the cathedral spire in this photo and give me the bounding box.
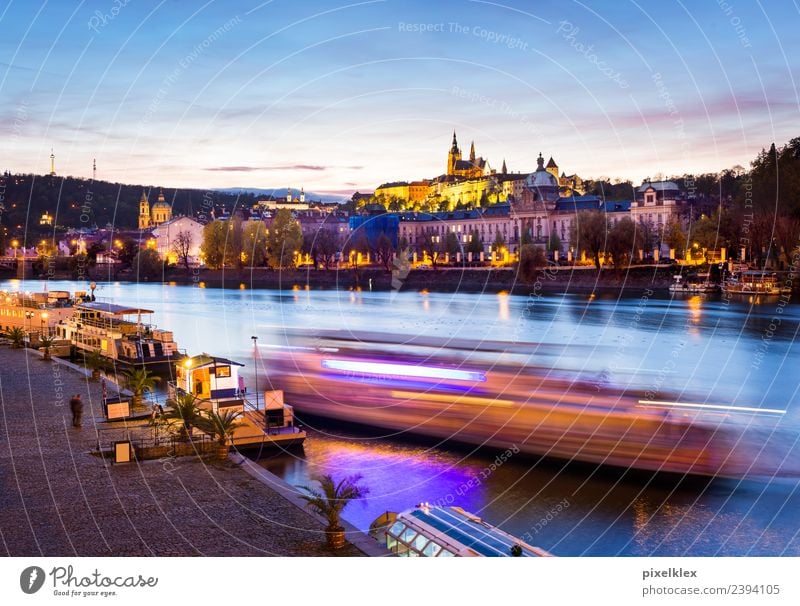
[502,158,507,174]
[469,141,475,163]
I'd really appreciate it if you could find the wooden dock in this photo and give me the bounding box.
[227,410,306,451]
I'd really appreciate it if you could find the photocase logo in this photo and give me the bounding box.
[20,566,45,594]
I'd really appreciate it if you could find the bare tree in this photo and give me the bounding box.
[171,230,193,269]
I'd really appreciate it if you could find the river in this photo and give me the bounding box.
[4,278,799,555]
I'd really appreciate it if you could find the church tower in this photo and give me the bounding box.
[138,191,150,229]
[545,157,559,180]
[447,131,462,176]
[286,187,292,203]
[300,187,305,203]
[469,141,476,164]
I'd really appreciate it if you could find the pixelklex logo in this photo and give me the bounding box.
[20,566,46,594]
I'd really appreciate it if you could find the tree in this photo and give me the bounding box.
[417,230,444,269]
[171,230,193,269]
[196,409,243,459]
[167,393,202,440]
[466,229,483,255]
[313,229,340,270]
[131,249,163,281]
[445,231,461,258]
[7,326,25,348]
[547,232,561,253]
[374,232,394,271]
[123,367,161,409]
[491,231,506,253]
[201,221,227,269]
[242,221,268,267]
[297,474,369,549]
[344,229,370,270]
[83,349,105,381]
[574,211,608,270]
[607,217,640,269]
[518,244,547,282]
[663,220,686,257]
[39,334,55,361]
[266,209,303,269]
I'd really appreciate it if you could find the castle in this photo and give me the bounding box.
[446,131,489,179]
[138,189,172,229]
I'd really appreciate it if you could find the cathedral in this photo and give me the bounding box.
[446,131,490,178]
[138,189,172,229]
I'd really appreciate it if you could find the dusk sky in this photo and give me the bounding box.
[2,0,799,195]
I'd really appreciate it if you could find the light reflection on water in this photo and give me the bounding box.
[5,279,800,555]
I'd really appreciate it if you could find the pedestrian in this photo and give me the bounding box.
[69,394,84,428]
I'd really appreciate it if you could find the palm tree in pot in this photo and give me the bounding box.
[167,392,202,440]
[196,409,243,460]
[7,327,26,348]
[297,474,369,550]
[83,348,105,381]
[123,367,161,410]
[38,334,55,361]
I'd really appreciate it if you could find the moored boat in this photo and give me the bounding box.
[669,274,718,294]
[722,270,788,296]
[168,353,306,451]
[56,301,182,373]
[377,504,553,557]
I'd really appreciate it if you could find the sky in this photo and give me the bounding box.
[1,0,799,196]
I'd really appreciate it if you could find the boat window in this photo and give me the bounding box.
[388,521,405,537]
[437,549,455,557]
[215,366,231,378]
[386,536,397,551]
[400,527,418,543]
[422,541,442,557]
[411,533,429,552]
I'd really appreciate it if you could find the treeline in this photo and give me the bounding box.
[0,172,257,244]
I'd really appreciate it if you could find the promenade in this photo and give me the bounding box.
[0,347,362,556]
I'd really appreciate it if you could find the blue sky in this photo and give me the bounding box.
[1,0,799,194]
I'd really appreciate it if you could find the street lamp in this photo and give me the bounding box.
[24,310,34,335]
[251,336,259,411]
[11,239,18,258]
[40,312,48,335]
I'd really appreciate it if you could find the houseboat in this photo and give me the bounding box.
[0,289,76,335]
[56,301,181,373]
[669,274,718,294]
[168,354,306,451]
[379,505,552,557]
[722,270,787,296]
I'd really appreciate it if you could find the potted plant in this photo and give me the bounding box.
[83,348,105,381]
[297,474,369,550]
[196,409,243,460]
[7,327,25,349]
[167,392,202,440]
[38,334,55,361]
[123,367,161,410]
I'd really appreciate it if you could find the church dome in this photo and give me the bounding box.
[152,189,170,208]
[526,168,558,189]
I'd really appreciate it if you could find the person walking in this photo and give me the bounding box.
[69,394,84,428]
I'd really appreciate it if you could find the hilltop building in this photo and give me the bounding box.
[138,189,173,229]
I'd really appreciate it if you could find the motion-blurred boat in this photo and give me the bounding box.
[265,330,799,480]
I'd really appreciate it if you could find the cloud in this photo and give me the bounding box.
[204,164,327,172]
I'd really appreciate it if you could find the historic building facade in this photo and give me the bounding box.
[138,189,173,229]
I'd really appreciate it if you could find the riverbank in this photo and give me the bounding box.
[0,346,368,556]
[61,265,678,294]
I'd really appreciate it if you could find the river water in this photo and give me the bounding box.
[5,278,800,555]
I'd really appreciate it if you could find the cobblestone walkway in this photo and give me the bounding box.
[0,348,362,556]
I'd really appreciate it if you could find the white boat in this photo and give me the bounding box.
[722,270,789,296]
[669,275,718,294]
[0,289,76,335]
[55,301,181,372]
[378,505,552,557]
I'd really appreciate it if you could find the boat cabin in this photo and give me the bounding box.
[176,354,244,406]
[383,505,552,557]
